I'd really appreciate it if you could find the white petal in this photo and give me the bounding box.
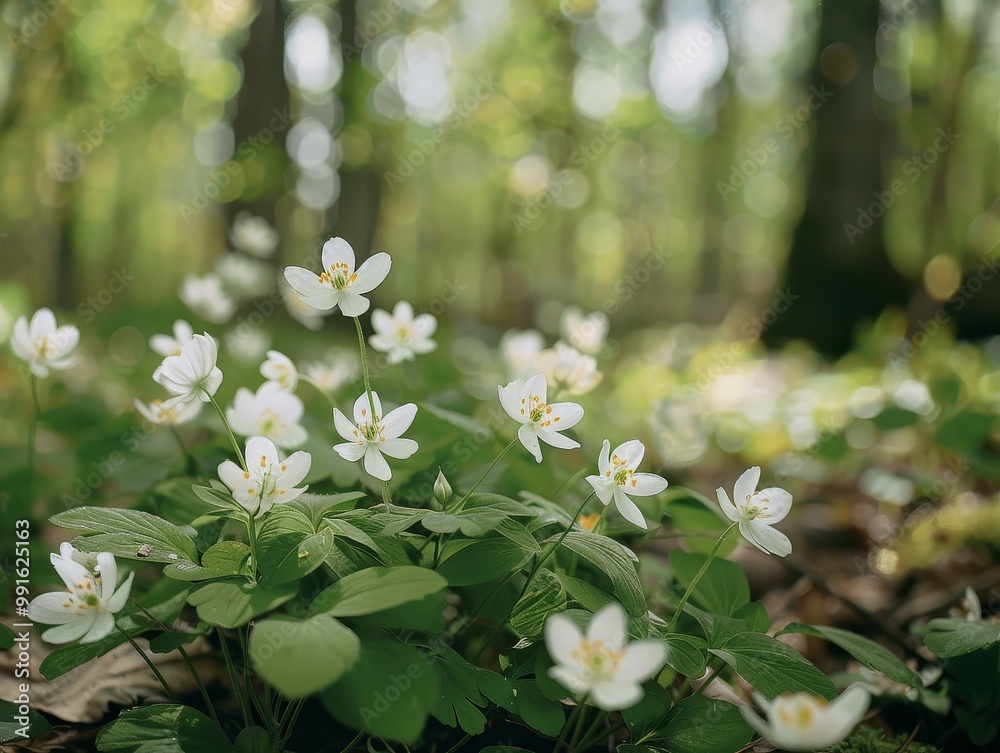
[284,267,338,310]
[612,488,647,529]
[548,666,591,696]
[350,252,392,294]
[733,466,761,505]
[28,592,79,625]
[716,488,740,522]
[586,602,627,649]
[353,391,382,424]
[755,487,793,524]
[739,707,775,744]
[80,610,116,643]
[363,445,392,481]
[274,422,308,449]
[590,681,644,711]
[616,641,666,683]
[338,291,371,317]
[411,313,437,338]
[278,451,312,488]
[42,614,97,644]
[321,237,355,273]
[612,440,644,469]
[380,403,417,439]
[596,439,612,475]
[521,372,548,406]
[827,685,871,729]
[51,552,92,591]
[547,401,584,430]
[586,475,615,507]
[740,520,792,557]
[51,325,80,358]
[498,382,524,422]
[379,437,418,459]
[105,572,135,613]
[333,408,360,443]
[517,423,543,463]
[545,613,584,667]
[334,441,367,462]
[30,308,57,341]
[536,426,580,450]
[370,308,394,335]
[627,473,668,497]
[246,436,280,470]
[219,459,249,492]
[96,553,118,602]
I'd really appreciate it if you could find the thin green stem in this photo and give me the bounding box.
[246,512,260,580]
[298,373,338,407]
[696,660,725,697]
[552,700,587,753]
[568,701,590,752]
[238,627,268,727]
[578,710,609,750]
[169,425,196,473]
[666,522,738,633]
[451,436,521,513]
[209,394,247,471]
[336,730,365,753]
[279,698,307,748]
[220,632,252,728]
[382,480,392,505]
[116,626,178,703]
[442,733,472,753]
[353,316,378,419]
[578,719,627,750]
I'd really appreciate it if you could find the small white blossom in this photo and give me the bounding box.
[283,237,391,317]
[218,436,311,517]
[215,253,274,299]
[180,274,238,324]
[27,544,134,644]
[152,333,223,406]
[500,328,545,379]
[498,373,583,463]
[280,278,326,331]
[230,211,279,258]
[332,391,418,481]
[536,342,602,397]
[302,353,358,394]
[545,602,666,711]
[149,320,194,357]
[561,307,609,355]
[741,686,870,752]
[227,382,308,449]
[716,466,793,557]
[586,440,668,529]
[260,350,298,392]
[11,308,79,377]
[369,301,437,364]
[134,397,202,426]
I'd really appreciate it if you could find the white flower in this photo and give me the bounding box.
[283,237,391,317]
[218,436,311,517]
[545,602,666,711]
[369,301,438,364]
[11,308,79,377]
[332,391,418,481]
[302,352,358,393]
[716,466,793,557]
[586,440,668,529]
[740,686,871,752]
[215,253,274,299]
[227,382,308,448]
[230,211,279,258]
[260,350,298,392]
[152,333,223,406]
[498,373,583,463]
[134,397,202,426]
[149,320,194,357]
[180,274,238,324]
[561,307,609,355]
[536,342,602,397]
[500,328,545,379]
[27,544,134,644]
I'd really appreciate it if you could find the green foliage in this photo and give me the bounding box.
[827,726,941,753]
[780,623,923,686]
[96,704,233,752]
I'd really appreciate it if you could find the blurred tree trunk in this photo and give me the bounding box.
[765,0,909,355]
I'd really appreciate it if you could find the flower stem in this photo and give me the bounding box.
[246,512,260,581]
[666,522,738,633]
[116,626,178,703]
[353,316,378,420]
[336,730,365,753]
[451,436,521,513]
[552,699,587,753]
[220,631,252,728]
[298,373,338,408]
[208,394,247,472]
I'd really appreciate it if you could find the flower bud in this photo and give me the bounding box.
[433,470,453,504]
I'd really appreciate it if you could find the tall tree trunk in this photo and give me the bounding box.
[765,0,909,355]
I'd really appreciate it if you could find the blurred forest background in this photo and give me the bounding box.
[1,0,999,353]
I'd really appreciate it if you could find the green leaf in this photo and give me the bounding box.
[510,569,568,640]
[662,633,709,678]
[309,566,448,617]
[496,518,543,553]
[233,727,274,753]
[320,635,441,744]
[250,613,361,698]
[733,602,770,633]
[51,507,199,564]
[556,573,614,612]
[437,538,533,586]
[656,695,753,753]
[165,541,252,582]
[289,491,366,528]
[259,528,334,585]
[0,623,14,650]
[96,704,233,752]
[0,700,51,742]
[669,550,749,617]
[430,643,514,735]
[40,582,192,680]
[187,580,297,628]
[920,617,1000,658]
[779,622,923,687]
[710,633,838,700]
[556,532,646,616]
[511,679,565,737]
[662,488,736,556]
[934,411,995,452]
[622,682,673,742]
